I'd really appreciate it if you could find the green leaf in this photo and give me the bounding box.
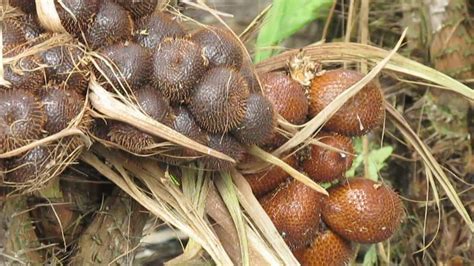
[39,177,63,199]
[346,138,393,180]
[367,146,393,181]
[254,0,334,62]
[362,245,378,266]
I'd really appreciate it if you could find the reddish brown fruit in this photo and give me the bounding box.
[302,133,354,183]
[309,69,384,136]
[96,42,152,91]
[114,0,158,19]
[322,178,403,243]
[5,146,51,183]
[189,67,249,133]
[244,154,297,197]
[201,134,245,171]
[293,229,354,266]
[41,45,89,93]
[85,0,133,49]
[134,12,185,50]
[260,180,324,250]
[0,89,45,153]
[152,38,208,102]
[3,54,44,91]
[191,26,243,68]
[232,93,276,145]
[40,86,88,134]
[260,71,309,125]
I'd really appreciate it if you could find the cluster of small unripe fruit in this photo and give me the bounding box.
[0,1,403,265]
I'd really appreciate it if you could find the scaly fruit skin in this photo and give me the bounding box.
[55,0,100,36]
[260,179,324,250]
[3,54,44,91]
[9,0,36,14]
[107,86,172,153]
[260,71,309,125]
[232,93,276,146]
[201,134,245,171]
[239,60,261,93]
[5,146,51,183]
[96,42,152,92]
[302,132,354,183]
[0,89,45,153]
[191,26,243,68]
[41,45,89,93]
[244,154,297,197]
[189,67,249,133]
[322,178,403,243]
[293,229,354,266]
[2,19,27,54]
[170,106,208,157]
[308,69,384,136]
[134,12,185,50]
[40,86,87,134]
[152,38,208,103]
[85,0,133,49]
[114,0,158,19]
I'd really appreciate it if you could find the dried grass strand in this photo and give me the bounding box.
[386,104,474,232]
[35,0,67,33]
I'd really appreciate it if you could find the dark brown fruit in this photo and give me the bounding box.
[133,85,173,124]
[191,26,243,68]
[244,154,297,197]
[5,146,51,183]
[171,106,208,157]
[108,86,172,153]
[189,67,249,133]
[9,0,36,14]
[302,133,354,183]
[3,54,44,91]
[41,45,89,93]
[0,89,45,153]
[239,60,261,93]
[96,42,152,91]
[201,134,245,171]
[10,15,45,41]
[293,229,354,266]
[155,106,208,165]
[309,69,384,136]
[322,178,403,243]
[232,93,276,145]
[2,18,27,54]
[85,0,133,49]
[152,38,207,102]
[114,0,158,19]
[133,12,185,50]
[55,0,100,36]
[260,179,324,250]
[260,71,309,125]
[40,86,87,134]
[108,122,155,153]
